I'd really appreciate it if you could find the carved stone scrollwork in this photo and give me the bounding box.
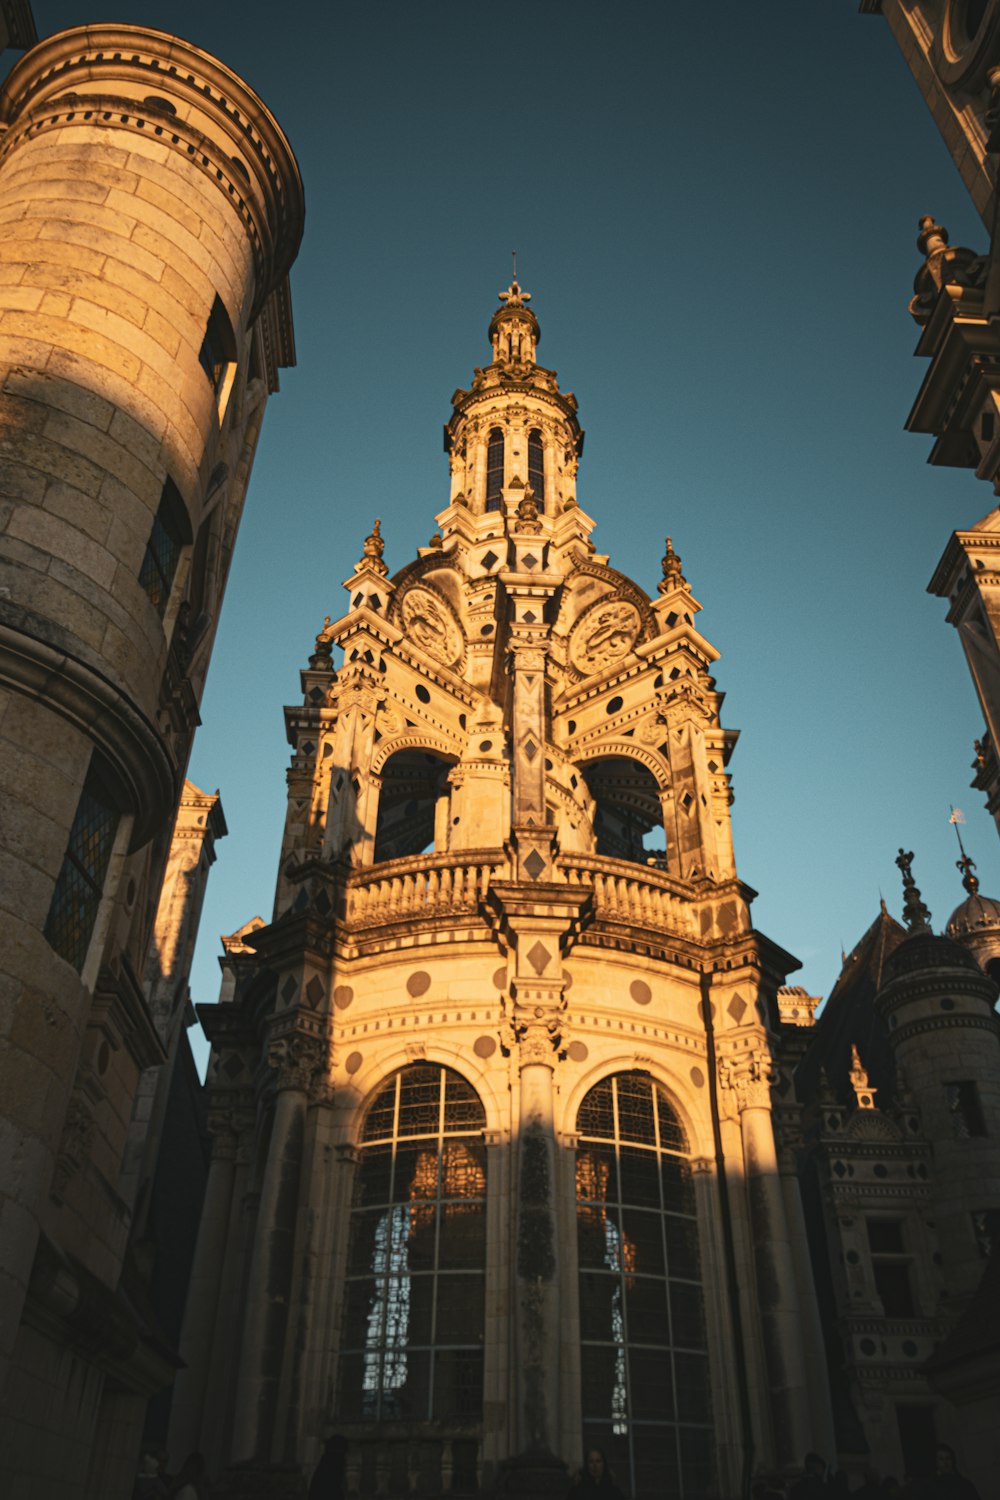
[267,1032,331,1099]
[398,585,463,668]
[568,597,642,674]
[718,1047,775,1112]
[514,1014,561,1067]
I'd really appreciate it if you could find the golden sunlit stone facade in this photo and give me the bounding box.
[0,22,303,1497]
[187,284,835,1498]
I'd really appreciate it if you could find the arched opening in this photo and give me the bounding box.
[374,749,457,862]
[580,757,665,865]
[528,427,545,509]
[575,1071,711,1500]
[339,1064,487,1430]
[485,427,504,512]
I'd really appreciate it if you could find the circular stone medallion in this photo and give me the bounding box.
[399,586,462,668]
[569,598,642,675]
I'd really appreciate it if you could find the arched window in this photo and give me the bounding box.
[576,1072,711,1500]
[581,757,665,865]
[373,748,457,862]
[340,1065,487,1426]
[485,427,504,511]
[528,428,545,509]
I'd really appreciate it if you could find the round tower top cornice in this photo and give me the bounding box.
[0,24,305,312]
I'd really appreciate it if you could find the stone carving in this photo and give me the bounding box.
[399,585,463,667]
[267,1032,330,1097]
[569,597,641,674]
[355,517,388,577]
[718,1047,775,1112]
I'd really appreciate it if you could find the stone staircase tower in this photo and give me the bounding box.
[189,282,832,1496]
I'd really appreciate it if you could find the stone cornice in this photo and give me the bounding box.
[0,615,175,847]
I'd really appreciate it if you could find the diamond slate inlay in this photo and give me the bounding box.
[281,976,299,1003]
[727,993,747,1023]
[522,553,538,570]
[306,975,325,1006]
[523,849,546,880]
[527,940,551,974]
[481,550,499,570]
[523,740,538,761]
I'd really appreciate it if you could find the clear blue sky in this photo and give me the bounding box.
[16,3,1000,1070]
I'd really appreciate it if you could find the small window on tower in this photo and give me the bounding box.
[139,479,190,619]
[946,1081,986,1139]
[198,295,237,418]
[528,428,545,509]
[43,759,120,972]
[485,427,504,512]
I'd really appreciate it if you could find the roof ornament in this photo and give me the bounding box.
[309,614,334,671]
[895,848,932,933]
[356,517,388,577]
[515,488,543,534]
[498,251,531,310]
[949,806,980,895]
[658,535,687,594]
[908,214,986,325]
[849,1043,876,1110]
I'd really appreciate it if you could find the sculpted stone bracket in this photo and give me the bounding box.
[265,1017,333,1101]
[716,1041,776,1113]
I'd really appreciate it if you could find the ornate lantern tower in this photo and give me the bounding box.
[185,283,832,1497]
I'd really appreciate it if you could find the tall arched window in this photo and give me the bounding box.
[485,427,504,511]
[576,1072,711,1500]
[527,428,545,509]
[340,1065,487,1426]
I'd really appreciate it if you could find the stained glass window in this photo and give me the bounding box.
[43,761,119,972]
[341,1065,487,1424]
[576,1072,711,1500]
[485,428,504,512]
[527,428,545,509]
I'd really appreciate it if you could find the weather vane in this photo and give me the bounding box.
[949,806,979,894]
[512,249,517,282]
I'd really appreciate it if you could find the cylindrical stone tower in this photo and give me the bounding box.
[0,25,303,1493]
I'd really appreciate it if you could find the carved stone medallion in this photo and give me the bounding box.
[399,586,462,668]
[569,597,641,674]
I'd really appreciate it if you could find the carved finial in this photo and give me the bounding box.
[849,1043,876,1110]
[909,215,986,324]
[974,737,987,770]
[498,277,531,309]
[309,615,334,671]
[515,488,543,533]
[428,530,443,550]
[357,517,388,577]
[896,848,932,933]
[658,535,687,594]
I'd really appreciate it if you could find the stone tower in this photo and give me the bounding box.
[0,24,303,1497]
[187,282,833,1497]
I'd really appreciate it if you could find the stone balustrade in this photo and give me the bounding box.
[345,851,502,929]
[558,853,697,939]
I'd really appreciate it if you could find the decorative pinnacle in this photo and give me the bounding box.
[658,535,687,594]
[896,848,932,933]
[357,517,388,577]
[498,275,531,309]
[309,614,334,671]
[849,1043,876,1110]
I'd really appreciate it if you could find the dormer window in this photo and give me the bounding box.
[528,428,545,509]
[485,427,504,512]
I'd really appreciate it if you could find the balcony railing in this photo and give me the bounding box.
[558,853,697,938]
[345,851,503,930]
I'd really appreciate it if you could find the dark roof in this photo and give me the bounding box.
[795,903,906,1109]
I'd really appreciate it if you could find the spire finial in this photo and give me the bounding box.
[949,806,980,895]
[658,535,687,594]
[356,516,388,577]
[896,848,933,933]
[309,614,334,671]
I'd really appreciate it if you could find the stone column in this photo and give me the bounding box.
[168,1110,239,1462]
[514,1032,561,1454]
[230,1033,322,1463]
[730,1056,813,1468]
